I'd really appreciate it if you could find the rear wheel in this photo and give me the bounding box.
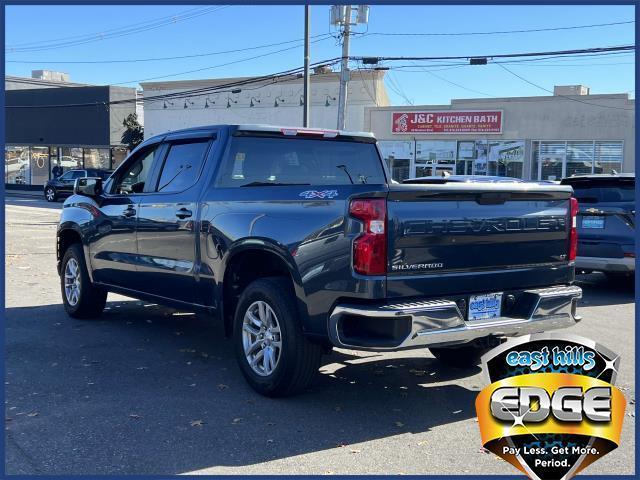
[233,277,322,397]
[430,343,492,368]
[45,187,57,202]
[61,243,107,319]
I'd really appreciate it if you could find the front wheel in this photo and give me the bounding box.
[61,243,107,319]
[233,277,322,397]
[44,187,57,202]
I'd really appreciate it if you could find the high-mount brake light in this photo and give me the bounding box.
[569,197,579,262]
[350,198,387,275]
[280,128,339,138]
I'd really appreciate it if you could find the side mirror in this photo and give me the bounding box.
[74,177,103,197]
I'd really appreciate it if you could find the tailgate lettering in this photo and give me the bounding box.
[402,216,566,236]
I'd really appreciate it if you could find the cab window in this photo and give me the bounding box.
[155,140,210,193]
[111,145,160,195]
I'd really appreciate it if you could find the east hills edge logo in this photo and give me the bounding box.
[475,333,626,480]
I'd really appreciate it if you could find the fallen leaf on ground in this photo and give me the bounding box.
[350,449,361,454]
[232,417,242,424]
[452,410,462,414]
[217,384,229,390]
[26,412,38,417]
[190,420,204,427]
[395,421,404,427]
[129,414,141,419]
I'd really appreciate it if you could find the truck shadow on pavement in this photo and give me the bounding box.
[6,300,481,475]
[575,272,635,307]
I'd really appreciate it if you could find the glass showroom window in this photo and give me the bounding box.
[594,141,623,174]
[60,147,83,172]
[487,141,525,178]
[84,148,111,170]
[566,141,594,177]
[5,146,30,184]
[30,146,50,186]
[533,141,623,179]
[111,147,128,170]
[377,140,413,182]
[415,140,456,177]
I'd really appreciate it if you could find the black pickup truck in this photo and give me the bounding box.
[57,124,582,396]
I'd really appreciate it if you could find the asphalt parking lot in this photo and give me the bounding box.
[4,194,636,475]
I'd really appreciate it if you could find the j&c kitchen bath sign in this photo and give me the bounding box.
[392,110,503,134]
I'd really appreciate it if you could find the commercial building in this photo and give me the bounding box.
[367,86,635,182]
[141,69,389,138]
[5,72,139,189]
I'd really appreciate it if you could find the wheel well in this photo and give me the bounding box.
[57,229,82,261]
[222,249,294,336]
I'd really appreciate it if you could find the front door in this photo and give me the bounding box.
[135,133,215,304]
[90,143,165,290]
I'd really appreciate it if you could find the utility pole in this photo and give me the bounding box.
[303,5,310,127]
[336,5,351,131]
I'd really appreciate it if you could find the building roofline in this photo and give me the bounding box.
[365,92,633,111]
[140,70,385,90]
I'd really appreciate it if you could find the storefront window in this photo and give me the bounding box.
[60,147,83,172]
[566,141,594,177]
[537,142,565,181]
[84,148,111,170]
[30,146,50,186]
[415,140,456,178]
[533,140,623,179]
[5,146,29,185]
[50,147,63,179]
[488,141,525,178]
[377,141,413,182]
[111,147,128,170]
[594,141,623,174]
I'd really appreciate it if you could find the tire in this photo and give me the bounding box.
[60,243,107,319]
[44,187,57,202]
[430,342,492,368]
[233,277,322,397]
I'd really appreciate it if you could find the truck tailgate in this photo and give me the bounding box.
[386,183,574,297]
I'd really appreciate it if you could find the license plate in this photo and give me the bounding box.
[582,216,605,229]
[468,293,503,321]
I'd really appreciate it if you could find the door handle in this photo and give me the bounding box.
[122,206,136,218]
[175,208,193,219]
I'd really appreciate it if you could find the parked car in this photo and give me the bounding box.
[44,168,112,202]
[56,124,582,396]
[560,173,635,279]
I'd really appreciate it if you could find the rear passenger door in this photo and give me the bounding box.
[135,131,216,304]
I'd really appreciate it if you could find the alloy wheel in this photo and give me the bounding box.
[64,258,81,306]
[46,188,55,201]
[242,300,283,376]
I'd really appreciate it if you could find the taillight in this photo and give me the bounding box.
[350,198,387,275]
[569,197,579,261]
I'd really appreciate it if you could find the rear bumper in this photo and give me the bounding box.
[328,285,582,351]
[575,256,635,273]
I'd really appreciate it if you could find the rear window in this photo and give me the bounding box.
[570,181,635,203]
[216,136,386,187]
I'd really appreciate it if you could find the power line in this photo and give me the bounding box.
[412,64,494,97]
[495,62,634,111]
[6,6,207,48]
[5,6,229,52]
[352,44,635,63]
[6,34,333,64]
[365,20,634,37]
[5,58,343,109]
[109,36,334,86]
